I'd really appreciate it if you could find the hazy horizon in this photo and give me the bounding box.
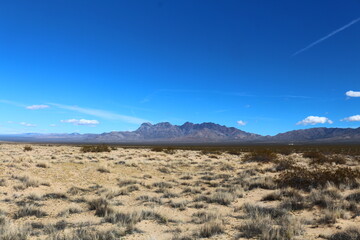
[1,1,359,135]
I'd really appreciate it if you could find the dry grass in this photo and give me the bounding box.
[0,143,359,239]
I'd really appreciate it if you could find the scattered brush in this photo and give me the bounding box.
[276,166,360,191]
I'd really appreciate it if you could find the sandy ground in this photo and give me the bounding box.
[0,143,360,239]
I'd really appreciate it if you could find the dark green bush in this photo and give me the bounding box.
[80,145,111,153]
[23,146,33,151]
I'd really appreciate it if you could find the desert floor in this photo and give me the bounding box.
[0,143,360,240]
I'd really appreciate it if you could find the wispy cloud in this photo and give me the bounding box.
[346,90,360,97]
[7,121,37,127]
[296,116,333,125]
[20,122,36,127]
[293,17,360,56]
[141,89,312,104]
[0,99,26,107]
[61,119,99,126]
[341,115,360,122]
[237,120,247,126]
[26,104,50,110]
[50,103,149,124]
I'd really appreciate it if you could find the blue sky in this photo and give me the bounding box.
[0,0,360,135]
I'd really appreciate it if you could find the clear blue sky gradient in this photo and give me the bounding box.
[0,0,359,135]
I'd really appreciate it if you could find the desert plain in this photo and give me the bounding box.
[1,143,360,240]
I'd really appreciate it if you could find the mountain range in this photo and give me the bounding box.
[1,122,360,143]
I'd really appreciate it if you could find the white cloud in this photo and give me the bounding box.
[50,103,149,125]
[346,90,360,97]
[237,120,247,126]
[20,122,36,127]
[26,104,50,110]
[341,115,360,122]
[49,124,57,127]
[61,119,100,126]
[296,116,333,125]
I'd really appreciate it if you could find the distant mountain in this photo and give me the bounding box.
[271,127,360,142]
[88,122,261,142]
[1,122,360,143]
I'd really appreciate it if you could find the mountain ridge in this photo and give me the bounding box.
[1,122,360,143]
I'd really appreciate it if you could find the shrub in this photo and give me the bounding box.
[274,158,295,171]
[118,179,138,187]
[192,211,219,224]
[328,227,360,240]
[104,211,139,225]
[0,216,29,239]
[67,186,87,195]
[23,146,33,151]
[36,162,49,168]
[12,175,39,188]
[14,205,47,219]
[244,149,277,163]
[43,193,67,199]
[197,192,236,206]
[303,151,324,160]
[169,200,188,211]
[151,147,164,152]
[276,166,360,191]
[58,207,82,217]
[49,228,125,240]
[0,178,6,187]
[262,191,282,201]
[346,191,360,203]
[280,194,306,211]
[198,221,224,238]
[97,166,110,173]
[151,147,176,154]
[136,195,162,204]
[306,152,347,165]
[239,203,303,240]
[163,147,176,154]
[88,198,114,217]
[80,145,111,153]
[308,188,342,209]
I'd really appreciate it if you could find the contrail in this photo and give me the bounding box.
[292,17,360,56]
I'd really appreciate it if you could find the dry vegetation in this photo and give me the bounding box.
[0,143,360,239]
